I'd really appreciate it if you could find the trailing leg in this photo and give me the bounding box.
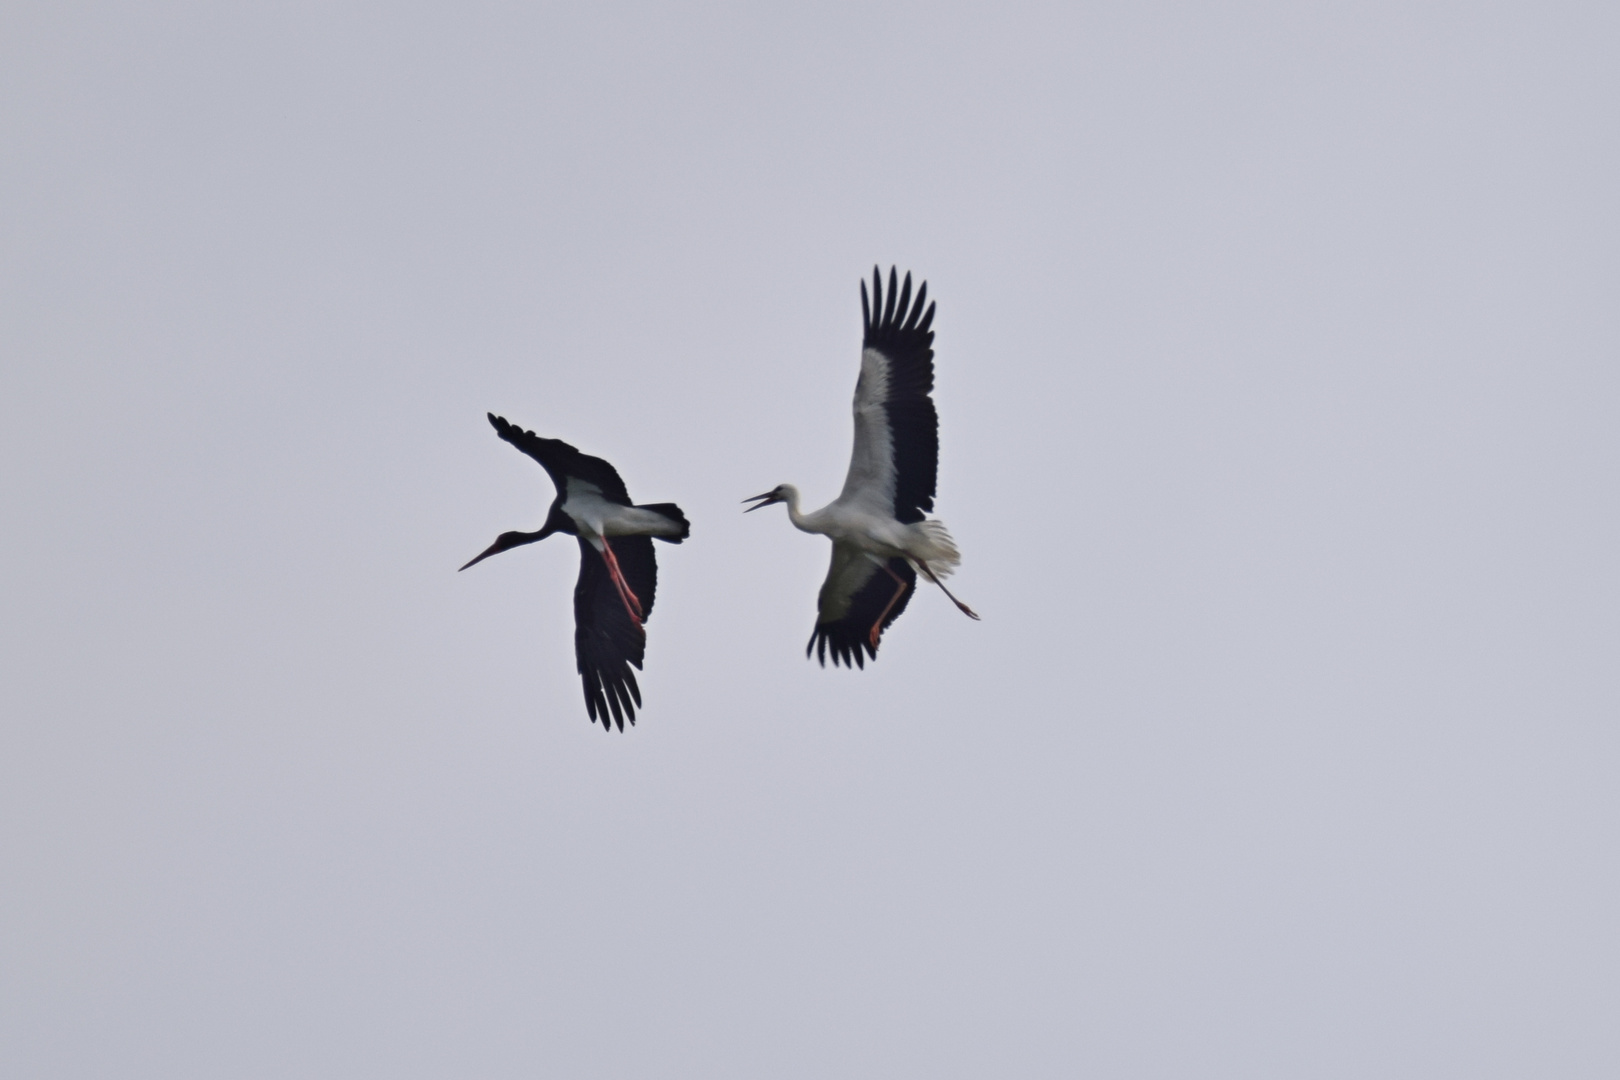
[597,538,645,626]
[917,561,979,620]
[869,561,910,649]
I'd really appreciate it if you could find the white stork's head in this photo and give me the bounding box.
[742,484,798,513]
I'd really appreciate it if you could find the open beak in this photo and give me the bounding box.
[742,491,781,513]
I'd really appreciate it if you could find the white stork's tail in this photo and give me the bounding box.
[911,519,961,578]
[910,520,978,620]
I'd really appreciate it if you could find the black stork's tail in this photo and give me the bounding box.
[637,503,690,543]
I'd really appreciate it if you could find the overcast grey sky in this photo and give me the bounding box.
[3,2,1618,1076]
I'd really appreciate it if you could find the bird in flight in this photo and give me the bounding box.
[745,266,978,667]
[462,414,689,730]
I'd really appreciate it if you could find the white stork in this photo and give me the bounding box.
[461,414,689,730]
[745,266,978,667]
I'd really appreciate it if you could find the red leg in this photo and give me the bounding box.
[602,540,644,620]
[598,538,645,626]
[869,562,910,649]
[917,561,979,620]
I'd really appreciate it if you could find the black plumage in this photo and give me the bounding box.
[463,413,687,731]
[806,554,917,669]
[489,413,634,505]
[574,535,656,730]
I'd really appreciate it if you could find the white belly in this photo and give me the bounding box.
[565,490,681,542]
[813,502,958,572]
[817,504,910,557]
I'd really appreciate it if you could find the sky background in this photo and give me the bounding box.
[3,2,1618,1076]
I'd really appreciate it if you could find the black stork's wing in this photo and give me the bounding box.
[806,542,917,669]
[836,267,938,526]
[487,413,632,504]
[574,535,658,730]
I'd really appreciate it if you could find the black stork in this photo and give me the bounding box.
[462,414,689,730]
[745,267,978,668]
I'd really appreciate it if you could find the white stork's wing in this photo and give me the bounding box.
[573,536,656,731]
[836,267,938,525]
[807,542,918,669]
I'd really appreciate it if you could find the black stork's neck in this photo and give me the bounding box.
[458,528,547,571]
[460,518,558,572]
[460,500,576,571]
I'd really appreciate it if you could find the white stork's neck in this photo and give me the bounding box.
[778,484,819,534]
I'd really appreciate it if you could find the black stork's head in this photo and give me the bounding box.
[743,484,794,512]
[459,505,569,571]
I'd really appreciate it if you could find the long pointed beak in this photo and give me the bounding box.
[459,528,549,571]
[459,542,505,571]
[742,492,780,513]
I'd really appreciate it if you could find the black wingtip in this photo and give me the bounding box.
[861,266,934,349]
[487,413,522,444]
[806,556,916,670]
[583,668,640,732]
[806,626,879,669]
[903,281,926,330]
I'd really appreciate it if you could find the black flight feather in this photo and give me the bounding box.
[488,413,632,505]
[573,535,657,731]
[861,266,938,526]
[807,555,917,669]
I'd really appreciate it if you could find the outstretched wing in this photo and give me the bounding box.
[573,535,657,731]
[488,413,632,504]
[806,543,916,669]
[837,267,938,526]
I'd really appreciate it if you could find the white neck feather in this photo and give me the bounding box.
[777,484,822,534]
